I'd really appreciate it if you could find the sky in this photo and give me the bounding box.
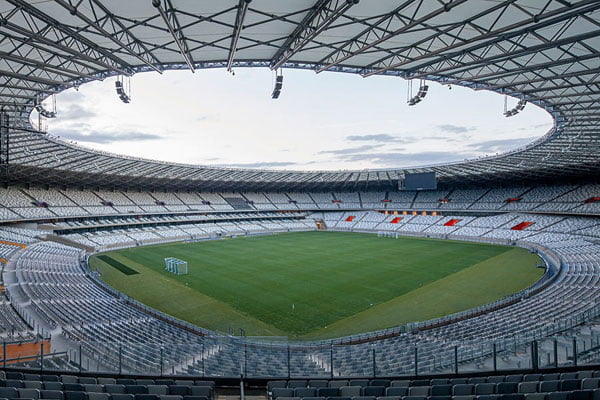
[36,68,554,171]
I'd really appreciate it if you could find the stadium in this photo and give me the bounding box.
[0,0,600,399]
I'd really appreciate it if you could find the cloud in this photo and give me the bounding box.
[519,123,551,132]
[437,124,475,134]
[468,137,537,153]
[319,144,383,155]
[326,151,478,167]
[59,104,97,120]
[57,90,85,103]
[217,161,301,168]
[346,134,410,143]
[51,128,162,144]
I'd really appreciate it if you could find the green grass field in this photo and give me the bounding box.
[90,231,543,339]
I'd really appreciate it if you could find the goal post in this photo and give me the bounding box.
[164,257,188,275]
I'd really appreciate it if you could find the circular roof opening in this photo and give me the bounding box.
[37,68,553,171]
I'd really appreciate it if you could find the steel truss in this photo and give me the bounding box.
[0,0,598,191]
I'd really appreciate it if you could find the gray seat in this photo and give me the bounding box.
[469,379,486,385]
[44,383,64,391]
[5,379,24,388]
[560,374,578,380]
[453,385,474,396]
[451,380,469,385]
[105,385,127,395]
[19,388,40,400]
[539,382,560,393]
[317,388,339,398]
[497,383,519,394]
[476,395,500,400]
[294,388,316,398]
[79,378,97,385]
[523,394,546,400]
[98,379,116,385]
[329,382,349,389]
[431,386,452,397]
[148,387,169,396]
[363,387,385,397]
[475,384,495,395]
[524,376,542,383]
[40,390,64,400]
[390,381,410,388]
[517,382,538,394]
[546,393,569,400]
[126,386,148,395]
[287,382,307,389]
[371,380,390,388]
[559,380,580,392]
[0,387,18,399]
[159,396,182,400]
[385,387,408,397]
[110,395,134,400]
[408,387,430,397]
[24,382,43,390]
[83,385,104,393]
[452,396,476,400]
[582,379,600,390]
[268,382,287,393]
[578,372,595,380]
[61,376,78,384]
[542,376,560,382]
[88,394,110,400]
[273,388,294,399]
[340,387,362,398]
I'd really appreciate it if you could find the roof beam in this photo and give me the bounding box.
[367,1,524,75]
[226,0,252,72]
[522,81,598,95]
[269,0,359,71]
[464,53,600,85]
[362,0,600,78]
[0,22,129,77]
[1,70,64,86]
[317,0,468,74]
[54,0,164,74]
[408,28,600,81]
[4,0,133,76]
[153,0,195,72]
[485,67,600,90]
[0,50,97,81]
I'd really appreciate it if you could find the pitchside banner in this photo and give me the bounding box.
[400,171,437,190]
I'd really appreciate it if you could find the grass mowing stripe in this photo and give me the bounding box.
[97,255,138,275]
[92,231,542,338]
[305,247,543,339]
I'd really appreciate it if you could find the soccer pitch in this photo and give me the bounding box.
[89,231,543,339]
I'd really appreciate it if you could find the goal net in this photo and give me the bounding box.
[164,257,188,275]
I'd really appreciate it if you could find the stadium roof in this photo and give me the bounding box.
[0,0,599,191]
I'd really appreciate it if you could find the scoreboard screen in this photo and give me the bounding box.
[402,172,437,190]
